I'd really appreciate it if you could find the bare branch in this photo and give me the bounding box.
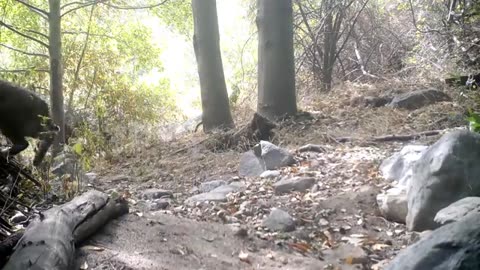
[101,0,168,10]
[61,1,91,10]
[0,68,49,73]
[67,4,96,115]
[0,21,49,48]
[333,0,370,61]
[61,0,108,18]
[407,0,443,34]
[14,0,48,18]
[0,43,48,58]
[62,31,128,44]
[25,29,49,40]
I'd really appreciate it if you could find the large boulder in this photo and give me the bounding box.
[407,130,480,231]
[376,186,408,223]
[386,211,480,270]
[388,89,451,110]
[434,197,480,226]
[380,144,429,187]
[377,145,428,223]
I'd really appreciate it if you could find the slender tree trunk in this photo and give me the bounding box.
[257,0,297,121]
[192,0,234,132]
[49,0,65,151]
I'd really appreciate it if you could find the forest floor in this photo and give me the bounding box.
[74,82,467,270]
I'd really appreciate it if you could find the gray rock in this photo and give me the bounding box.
[51,153,80,176]
[435,197,480,225]
[380,145,429,186]
[386,211,480,270]
[364,95,393,108]
[273,176,316,194]
[238,150,266,177]
[199,180,227,193]
[377,186,408,223]
[149,199,171,211]
[85,172,98,182]
[254,141,296,170]
[141,189,174,200]
[263,208,296,232]
[407,130,480,231]
[388,89,451,110]
[185,182,246,204]
[260,170,281,179]
[210,181,246,194]
[322,243,369,265]
[105,174,130,183]
[186,192,231,203]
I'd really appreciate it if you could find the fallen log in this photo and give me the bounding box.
[2,190,129,270]
[336,130,443,143]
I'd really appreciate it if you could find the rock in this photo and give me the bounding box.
[297,144,326,153]
[434,197,480,225]
[212,181,245,193]
[260,170,281,179]
[376,186,408,223]
[253,141,296,170]
[149,199,170,211]
[386,211,480,270]
[263,208,296,232]
[84,172,98,182]
[186,192,230,203]
[350,95,393,108]
[323,244,369,265]
[238,150,266,177]
[406,130,480,231]
[380,144,429,187]
[141,189,174,200]
[273,176,316,194]
[198,180,227,193]
[387,89,451,110]
[51,152,83,177]
[185,182,246,204]
[228,224,249,238]
[105,174,130,183]
[364,96,393,108]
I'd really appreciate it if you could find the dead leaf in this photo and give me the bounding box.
[79,261,89,270]
[239,251,251,264]
[289,242,312,253]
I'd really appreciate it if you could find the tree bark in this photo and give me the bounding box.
[192,0,234,132]
[2,190,129,270]
[257,0,297,121]
[49,0,65,153]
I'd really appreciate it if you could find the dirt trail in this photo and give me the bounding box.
[75,213,323,270]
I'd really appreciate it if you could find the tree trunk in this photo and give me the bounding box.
[192,0,235,132]
[257,0,297,121]
[322,1,334,92]
[48,0,65,152]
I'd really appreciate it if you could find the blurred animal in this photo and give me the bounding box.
[0,80,59,165]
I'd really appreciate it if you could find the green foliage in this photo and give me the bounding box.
[0,1,181,168]
[467,109,480,132]
[152,0,193,37]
